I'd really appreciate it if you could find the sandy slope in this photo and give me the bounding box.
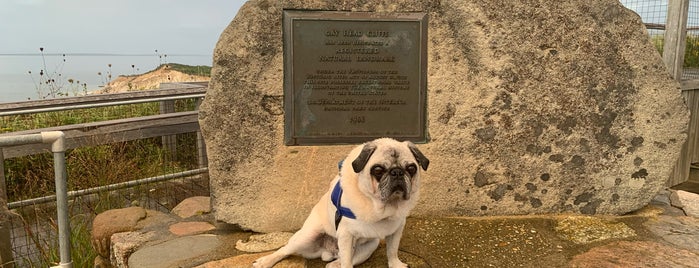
[93,65,209,94]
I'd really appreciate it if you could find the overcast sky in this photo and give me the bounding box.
[0,0,247,55]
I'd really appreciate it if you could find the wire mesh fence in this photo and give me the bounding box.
[619,0,667,53]
[1,92,209,267]
[620,0,699,80]
[685,0,699,79]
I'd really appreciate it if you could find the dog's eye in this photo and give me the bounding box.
[371,165,385,177]
[406,164,417,176]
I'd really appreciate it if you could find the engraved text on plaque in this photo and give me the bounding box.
[283,11,427,145]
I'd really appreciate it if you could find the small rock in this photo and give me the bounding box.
[235,232,294,253]
[670,190,683,208]
[91,207,146,257]
[110,231,156,268]
[194,252,305,268]
[569,241,699,267]
[169,221,216,236]
[172,196,211,218]
[675,190,699,217]
[128,234,220,268]
[555,216,635,244]
[651,189,672,206]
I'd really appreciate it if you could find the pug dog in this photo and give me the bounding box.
[252,138,429,268]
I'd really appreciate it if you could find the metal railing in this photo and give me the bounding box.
[0,132,71,268]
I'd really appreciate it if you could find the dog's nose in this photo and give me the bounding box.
[389,168,404,177]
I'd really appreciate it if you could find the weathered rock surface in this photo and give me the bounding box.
[91,207,147,257]
[128,234,221,268]
[644,215,699,252]
[199,0,689,232]
[169,221,216,236]
[194,253,306,268]
[172,196,211,218]
[235,232,294,253]
[569,241,699,268]
[110,231,157,268]
[672,190,699,217]
[554,216,636,244]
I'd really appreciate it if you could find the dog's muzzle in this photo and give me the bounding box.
[382,168,411,200]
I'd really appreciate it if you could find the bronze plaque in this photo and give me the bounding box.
[283,10,427,145]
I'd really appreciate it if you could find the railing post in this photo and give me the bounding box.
[0,149,14,268]
[160,100,178,161]
[41,132,72,268]
[195,98,208,175]
[665,0,692,186]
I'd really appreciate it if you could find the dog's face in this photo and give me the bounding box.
[351,138,429,203]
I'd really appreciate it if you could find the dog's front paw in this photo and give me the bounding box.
[252,256,273,268]
[388,259,408,268]
[325,259,341,268]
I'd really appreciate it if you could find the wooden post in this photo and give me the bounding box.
[664,0,689,79]
[195,98,208,173]
[0,150,15,267]
[666,0,692,186]
[160,100,178,162]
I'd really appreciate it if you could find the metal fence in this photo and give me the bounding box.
[0,83,209,267]
[620,0,699,80]
[686,0,699,79]
[619,0,667,52]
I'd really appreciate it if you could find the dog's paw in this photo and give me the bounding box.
[325,260,341,268]
[388,259,408,268]
[252,256,273,268]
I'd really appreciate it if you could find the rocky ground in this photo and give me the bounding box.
[92,189,699,268]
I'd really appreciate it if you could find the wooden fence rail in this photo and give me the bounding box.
[0,82,206,159]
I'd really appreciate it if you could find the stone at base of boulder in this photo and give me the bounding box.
[235,232,294,253]
[169,221,216,236]
[110,231,156,268]
[644,215,699,252]
[128,234,221,268]
[675,190,699,217]
[569,241,699,267]
[195,252,305,268]
[172,196,211,218]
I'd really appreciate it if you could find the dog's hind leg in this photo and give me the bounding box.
[253,227,324,268]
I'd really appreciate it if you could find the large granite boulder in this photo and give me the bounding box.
[199,0,689,232]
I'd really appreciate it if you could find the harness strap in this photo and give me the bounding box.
[332,160,356,230]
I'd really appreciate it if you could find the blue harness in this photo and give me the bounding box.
[332,160,356,230]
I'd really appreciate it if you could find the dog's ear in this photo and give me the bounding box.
[352,142,377,173]
[407,142,429,171]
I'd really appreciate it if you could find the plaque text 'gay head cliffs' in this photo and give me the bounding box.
[283,11,428,145]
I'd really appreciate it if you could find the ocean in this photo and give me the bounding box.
[0,54,212,103]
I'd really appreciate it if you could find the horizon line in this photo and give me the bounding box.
[0,53,211,57]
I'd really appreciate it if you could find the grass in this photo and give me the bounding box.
[649,34,699,69]
[125,63,212,78]
[167,63,212,76]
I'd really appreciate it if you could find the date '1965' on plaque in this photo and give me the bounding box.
[283,11,427,145]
